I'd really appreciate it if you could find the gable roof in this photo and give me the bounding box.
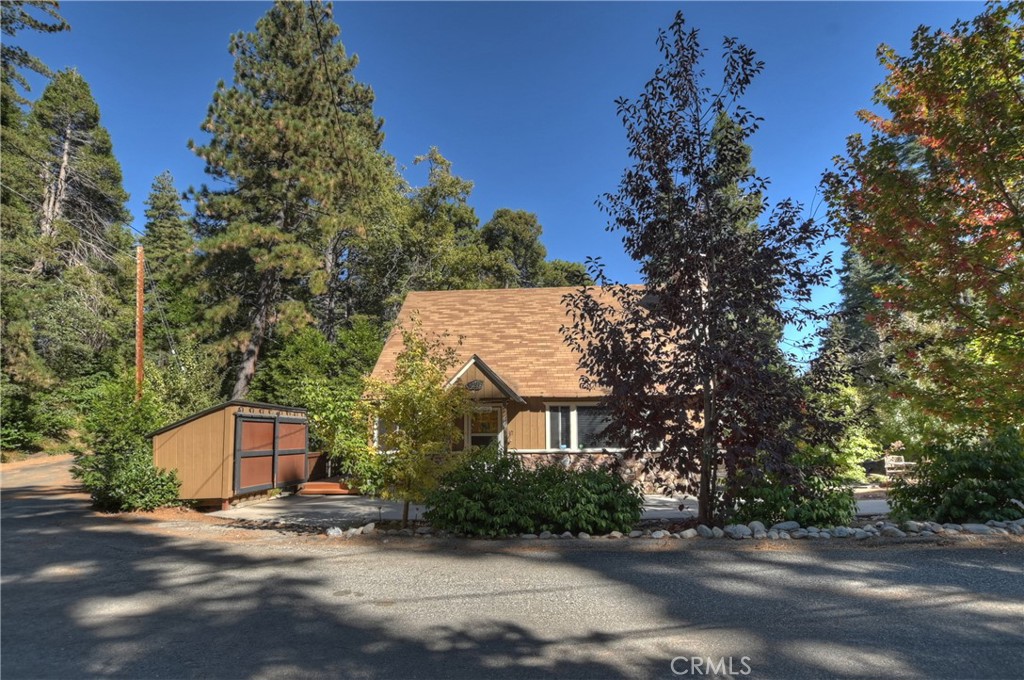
[370,287,615,398]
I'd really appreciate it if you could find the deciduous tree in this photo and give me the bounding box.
[826,1,1023,428]
[562,13,835,522]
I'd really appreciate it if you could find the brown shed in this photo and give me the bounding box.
[149,400,312,509]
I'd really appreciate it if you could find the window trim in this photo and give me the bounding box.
[543,402,625,453]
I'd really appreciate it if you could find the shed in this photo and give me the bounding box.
[149,400,314,509]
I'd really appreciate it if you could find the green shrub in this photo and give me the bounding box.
[889,427,1024,523]
[731,462,856,528]
[71,375,180,512]
[425,447,645,536]
[73,448,181,512]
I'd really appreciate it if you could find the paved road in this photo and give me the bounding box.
[2,457,1022,679]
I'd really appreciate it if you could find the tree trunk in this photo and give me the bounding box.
[33,121,72,273]
[402,500,410,528]
[230,273,276,400]
[698,375,717,525]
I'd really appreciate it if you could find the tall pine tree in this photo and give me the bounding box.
[190,0,397,398]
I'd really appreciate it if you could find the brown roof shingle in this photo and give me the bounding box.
[370,287,613,398]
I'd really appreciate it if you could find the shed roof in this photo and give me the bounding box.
[147,400,307,438]
[370,287,624,398]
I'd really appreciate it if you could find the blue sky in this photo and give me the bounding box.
[16,1,980,350]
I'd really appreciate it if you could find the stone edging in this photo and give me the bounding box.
[309,517,1024,541]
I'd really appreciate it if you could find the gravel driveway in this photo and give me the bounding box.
[2,456,1021,679]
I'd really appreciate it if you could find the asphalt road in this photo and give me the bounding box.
[2,457,1022,680]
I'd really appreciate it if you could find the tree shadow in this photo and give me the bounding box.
[3,479,1022,679]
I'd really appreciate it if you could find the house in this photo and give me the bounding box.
[370,287,649,476]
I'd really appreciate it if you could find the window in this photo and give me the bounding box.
[549,406,571,449]
[470,408,501,447]
[546,404,622,451]
[577,406,615,449]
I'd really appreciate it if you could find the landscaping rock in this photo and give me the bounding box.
[578,532,591,540]
[628,530,643,539]
[961,524,993,535]
[670,533,681,539]
[560,531,574,539]
[945,528,960,535]
[943,523,963,531]
[711,527,725,539]
[345,527,361,538]
[926,522,945,533]
[608,531,624,539]
[880,526,907,538]
[779,531,791,540]
[854,529,870,540]
[833,527,850,538]
[807,526,820,534]
[399,528,414,537]
[904,521,923,533]
[415,526,432,535]
[696,525,714,538]
[921,530,934,537]
[771,521,801,532]
[651,530,668,539]
[754,529,768,539]
[724,524,752,540]
[681,528,699,539]
[325,526,344,537]
[361,522,376,534]
[520,533,538,539]
[791,529,808,539]
[539,531,553,539]
[748,521,767,534]
[819,531,832,539]
[767,530,779,540]
[1009,525,1024,536]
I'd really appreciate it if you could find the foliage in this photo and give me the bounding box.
[190,0,398,398]
[362,325,472,521]
[562,13,835,523]
[1,0,69,106]
[71,375,181,512]
[825,2,1024,429]
[480,208,548,287]
[731,453,857,528]
[424,446,645,536]
[889,427,1024,523]
[1,65,134,452]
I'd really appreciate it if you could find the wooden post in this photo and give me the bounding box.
[135,245,144,402]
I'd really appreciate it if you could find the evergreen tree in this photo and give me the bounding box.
[140,171,200,351]
[1,69,133,447]
[190,0,396,398]
[480,208,547,287]
[1,0,69,107]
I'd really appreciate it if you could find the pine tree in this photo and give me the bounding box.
[140,171,200,351]
[1,68,133,447]
[190,0,397,398]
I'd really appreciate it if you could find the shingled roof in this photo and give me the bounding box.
[369,287,611,398]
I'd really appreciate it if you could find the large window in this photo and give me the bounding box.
[546,404,621,451]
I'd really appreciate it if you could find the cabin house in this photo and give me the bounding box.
[370,287,640,474]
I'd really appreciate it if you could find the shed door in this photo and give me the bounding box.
[234,416,309,495]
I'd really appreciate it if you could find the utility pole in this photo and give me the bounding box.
[135,245,144,402]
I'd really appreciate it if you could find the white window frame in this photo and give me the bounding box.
[541,402,626,453]
[464,404,504,449]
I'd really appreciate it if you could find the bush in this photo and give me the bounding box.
[425,446,645,536]
[71,375,180,512]
[74,448,181,512]
[731,455,856,528]
[889,427,1024,523]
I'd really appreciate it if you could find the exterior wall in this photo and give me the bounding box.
[455,365,507,400]
[152,409,230,500]
[505,398,549,450]
[504,397,685,494]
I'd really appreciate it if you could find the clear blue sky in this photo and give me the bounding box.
[17,1,979,350]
